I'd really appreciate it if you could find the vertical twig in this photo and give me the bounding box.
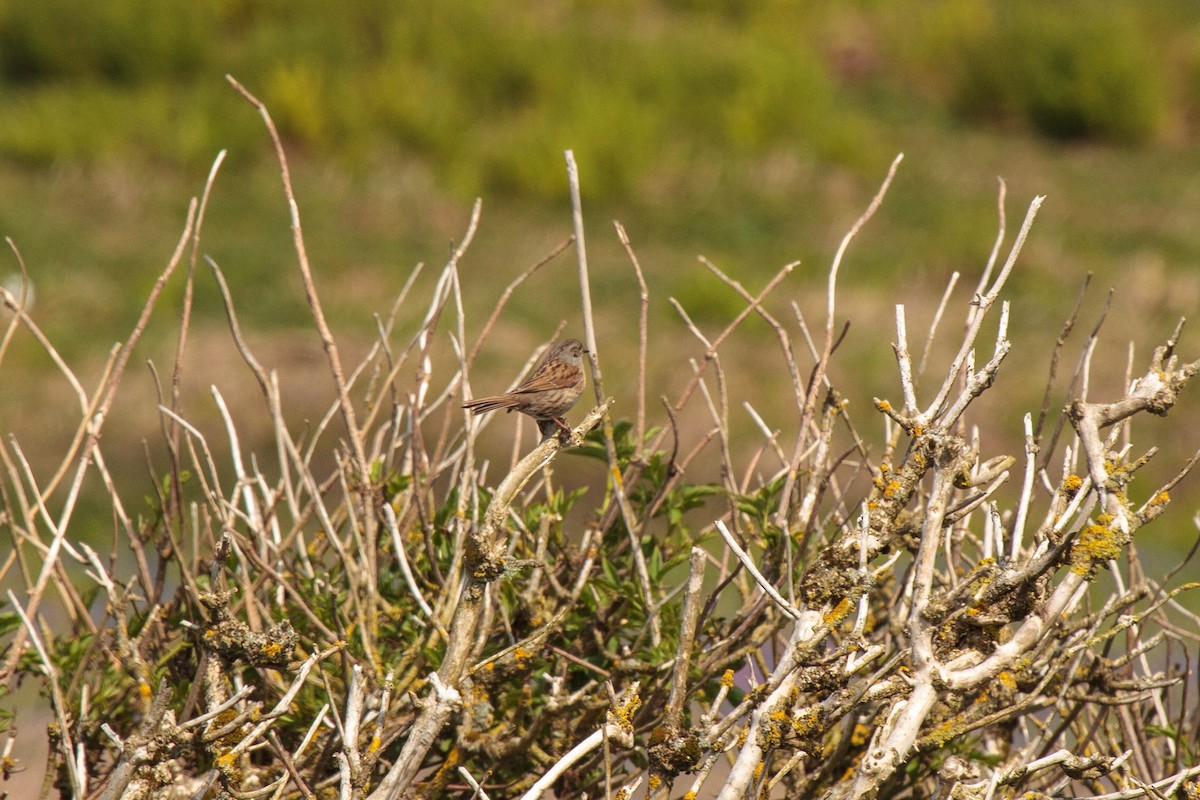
[614,222,650,458]
[774,155,903,531]
[226,75,368,484]
[564,150,660,645]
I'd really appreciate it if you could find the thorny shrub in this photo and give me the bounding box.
[1,89,1200,800]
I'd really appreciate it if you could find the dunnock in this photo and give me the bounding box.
[464,338,588,437]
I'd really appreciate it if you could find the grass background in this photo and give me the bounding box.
[2,0,1200,551]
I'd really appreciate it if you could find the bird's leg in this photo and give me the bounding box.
[536,416,573,443]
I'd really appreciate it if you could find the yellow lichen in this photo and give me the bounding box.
[721,669,735,688]
[1071,523,1122,576]
[927,718,966,747]
[760,719,783,749]
[793,709,819,734]
[609,689,643,731]
[430,747,461,784]
[824,597,854,627]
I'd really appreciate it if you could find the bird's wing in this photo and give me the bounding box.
[514,366,578,394]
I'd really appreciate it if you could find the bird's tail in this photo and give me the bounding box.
[463,395,516,415]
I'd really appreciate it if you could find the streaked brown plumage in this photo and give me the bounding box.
[464,338,588,435]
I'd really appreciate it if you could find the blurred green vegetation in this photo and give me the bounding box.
[1,1,1194,185]
[0,0,866,186]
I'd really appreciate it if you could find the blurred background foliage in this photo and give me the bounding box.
[1,0,1200,553]
[0,0,1187,174]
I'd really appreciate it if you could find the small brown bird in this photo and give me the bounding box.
[464,338,588,437]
